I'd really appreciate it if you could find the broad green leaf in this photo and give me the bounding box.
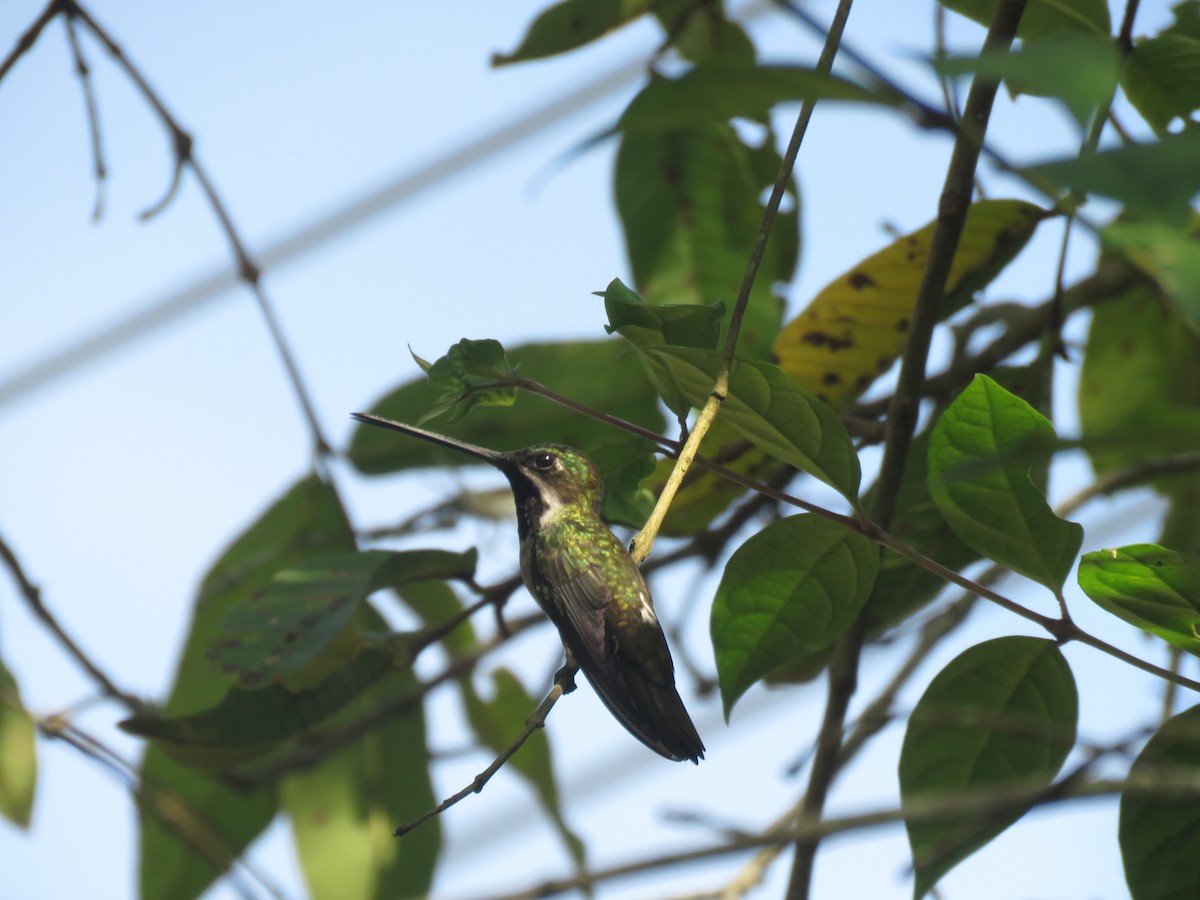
[1124,34,1200,136]
[615,122,798,360]
[586,435,657,528]
[1103,222,1200,325]
[900,636,1078,899]
[138,475,353,900]
[711,515,878,715]
[414,338,518,424]
[661,1,756,66]
[282,608,439,900]
[935,36,1119,126]
[492,0,653,66]
[1024,133,1200,227]
[600,278,725,351]
[1120,704,1200,900]
[0,658,35,828]
[1078,544,1200,656]
[350,340,665,473]
[615,65,890,134]
[928,375,1083,593]
[463,669,585,867]
[210,549,475,685]
[1165,0,1200,41]
[123,646,397,768]
[396,580,477,656]
[634,345,861,500]
[939,0,1110,39]
[774,199,1046,409]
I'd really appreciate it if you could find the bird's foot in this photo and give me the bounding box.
[554,663,579,694]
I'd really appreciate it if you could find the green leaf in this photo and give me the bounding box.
[210,549,475,686]
[1024,132,1200,227]
[418,338,518,424]
[633,345,862,501]
[711,515,878,715]
[587,436,657,528]
[615,122,798,360]
[899,636,1078,899]
[938,0,1110,39]
[1120,704,1200,900]
[928,374,1083,593]
[350,340,665,474]
[1078,544,1200,657]
[492,0,653,66]
[463,669,585,867]
[615,65,890,134]
[661,2,756,66]
[600,278,725,351]
[138,475,353,900]
[1103,222,1200,325]
[282,608,439,900]
[1124,34,1200,136]
[0,658,36,828]
[934,35,1119,126]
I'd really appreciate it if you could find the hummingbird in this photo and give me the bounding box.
[351,412,705,763]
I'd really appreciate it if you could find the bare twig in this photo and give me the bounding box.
[393,676,570,837]
[0,529,145,713]
[62,10,106,220]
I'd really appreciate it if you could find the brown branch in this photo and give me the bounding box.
[62,10,106,221]
[0,529,145,713]
[0,0,60,83]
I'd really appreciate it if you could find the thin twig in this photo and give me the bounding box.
[0,529,145,713]
[393,677,569,837]
[785,4,1029,896]
[0,0,60,83]
[62,10,106,221]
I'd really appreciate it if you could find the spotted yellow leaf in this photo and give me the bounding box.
[774,199,1048,409]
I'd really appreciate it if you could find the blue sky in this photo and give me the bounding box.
[0,1,1182,898]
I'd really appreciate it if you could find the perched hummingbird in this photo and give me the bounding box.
[351,413,705,763]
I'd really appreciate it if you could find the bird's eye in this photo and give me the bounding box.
[533,451,556,470]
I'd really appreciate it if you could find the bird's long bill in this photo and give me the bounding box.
[350,412,509,466]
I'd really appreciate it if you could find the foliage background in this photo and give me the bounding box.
[0,1,1190,898]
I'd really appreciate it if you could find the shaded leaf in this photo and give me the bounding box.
[935,36,1119,126]
[615,65,890,134]
[210,549,475,686]
[0,658,35,828]
[139,475,353,900]
[1124,34,1200,136]
[711,515,878,715]
[1024,133,1200,227]
[615,122,798,360]
[774,199,1046,408]
[939,0,1110,39]
[463,669,585,867]
[492,0,653,66]
[1078,544,1200,657]
[587,436,657,528]
[900,636,1078,899]
[661,1,756,66]
[1120,704,1200,900]
[282,608,439,900]
[350,340,664,474]
[928,375,1083,593]
[1103,222,1200,325]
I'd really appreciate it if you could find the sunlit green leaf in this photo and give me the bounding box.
[1120,704,1200,900]
[416,338,517,424]
[600,278,725,351]
[1078,544,1200,656]
[928,375,1083,593]
[900,636,1078,899]
[0,658,35,829]
[1103,222,1200,325]
[711,515,878,715]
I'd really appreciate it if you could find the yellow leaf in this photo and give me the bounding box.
[774,199,1047,410]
